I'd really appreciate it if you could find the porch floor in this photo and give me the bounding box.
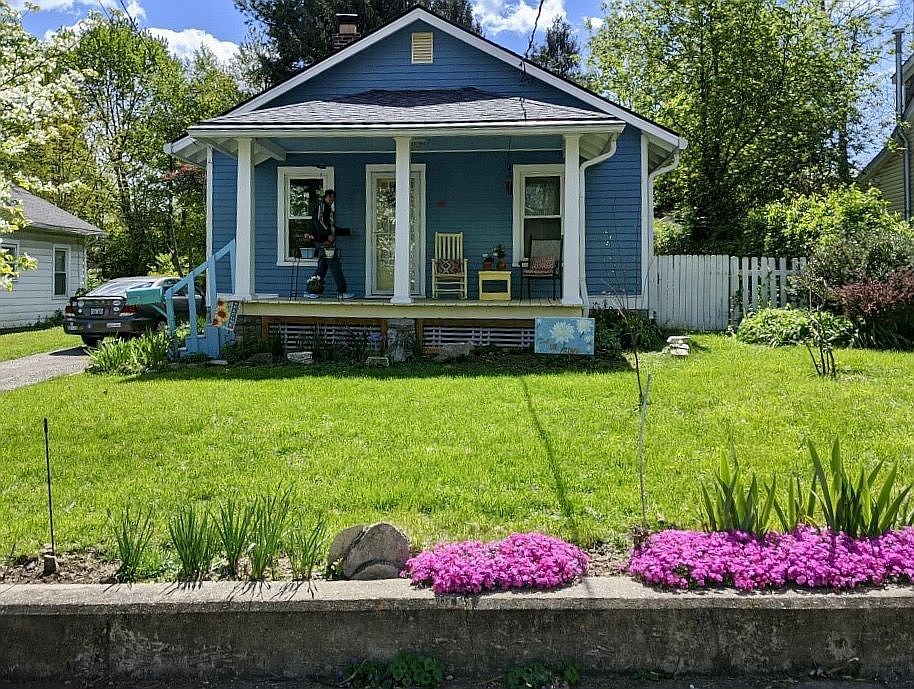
[237,296,584,320]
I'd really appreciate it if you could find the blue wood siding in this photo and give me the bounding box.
[210,134,643,301]
[266,20,597,111]
[584,127,643,297]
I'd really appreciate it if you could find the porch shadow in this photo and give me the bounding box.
[519,376,581,543]
[118,351,632,384]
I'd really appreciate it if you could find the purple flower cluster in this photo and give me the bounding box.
[627,526,914,590]
[403,532,589,594]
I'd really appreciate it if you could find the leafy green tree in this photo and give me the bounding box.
[53,14,241,277]
[236,0,482,88]
[530,16,581,81]
[0,0,81,289]
[588,0,884,251]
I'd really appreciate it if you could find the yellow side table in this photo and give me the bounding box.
[478,270,512,301]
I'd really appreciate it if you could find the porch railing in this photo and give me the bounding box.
[165,239,236,352]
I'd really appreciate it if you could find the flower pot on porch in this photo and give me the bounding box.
[483,260,494,270]
[497,259,506,270]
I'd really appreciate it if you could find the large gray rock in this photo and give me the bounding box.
[434,342,473,362]
[328,523,410,581]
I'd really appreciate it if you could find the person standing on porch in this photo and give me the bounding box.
[305,189,354,299]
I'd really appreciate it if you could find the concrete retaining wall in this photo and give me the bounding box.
[2,577,913,681]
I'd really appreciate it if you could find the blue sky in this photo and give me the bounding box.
[16,0,604,62]
[15,0,914,166]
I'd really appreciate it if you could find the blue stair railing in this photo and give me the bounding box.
[165,239,236,357]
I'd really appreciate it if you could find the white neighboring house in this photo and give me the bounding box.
[0,187,104,329]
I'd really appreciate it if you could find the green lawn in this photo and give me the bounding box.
[2,335,914,557]
[0,327,82,362]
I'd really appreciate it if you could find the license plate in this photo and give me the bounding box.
[106,322,122,328]
[90,308,105,316]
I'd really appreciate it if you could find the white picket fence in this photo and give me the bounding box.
[648,255,807,331]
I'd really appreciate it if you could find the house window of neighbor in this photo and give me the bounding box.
[278,167,334,264]
[1,240,18,283]
[53,247,69,297]
[513,167,564,262]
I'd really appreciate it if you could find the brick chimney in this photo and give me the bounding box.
[332,14,360,51]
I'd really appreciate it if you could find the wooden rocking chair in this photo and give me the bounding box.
[430,232,468,299]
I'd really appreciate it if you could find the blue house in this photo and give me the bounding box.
[167,7,686,353]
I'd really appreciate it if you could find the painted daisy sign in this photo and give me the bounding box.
[534,317,595,355]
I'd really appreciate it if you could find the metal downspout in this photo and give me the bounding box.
[578,134,619,315]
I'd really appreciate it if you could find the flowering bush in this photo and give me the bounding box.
[403,533,589,594]
[831,268,914,348]
[627,527,914,591]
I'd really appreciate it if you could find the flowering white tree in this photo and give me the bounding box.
[0,0,82,290]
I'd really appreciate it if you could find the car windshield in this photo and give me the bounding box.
[87,279,155,297]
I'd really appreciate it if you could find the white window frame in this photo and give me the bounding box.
[276,166,335,267]
[511,164,564,266]
[1,238,19,284]
[52,244,70,299]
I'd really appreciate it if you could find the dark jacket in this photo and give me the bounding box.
[312,199,335,243]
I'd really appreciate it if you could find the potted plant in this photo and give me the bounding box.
[494,244,507,270]
[482,252,494,270]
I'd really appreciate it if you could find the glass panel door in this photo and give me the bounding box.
[369,168,424,296]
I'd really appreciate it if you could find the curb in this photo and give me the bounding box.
[1,577,913,680]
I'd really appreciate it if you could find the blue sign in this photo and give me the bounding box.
[534,317,595,355]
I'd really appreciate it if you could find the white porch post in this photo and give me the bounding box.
[562,134,582,306]
[392,136,412,305]
[234,137,256,299]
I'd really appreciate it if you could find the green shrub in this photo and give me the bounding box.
[591,308,664,354]
[109,505,155,582]
[287,513,328,580]
[699,443,776,535]
[88,331,170,374]
[809,440,913,538]
[168,503,217,581]
[343,651,444,689]
[653,216,693,255]
[221,333,284,364]
[249,486,293,580]
[736,307,856,347]
[216,497,254,577]
[502,661,581,689]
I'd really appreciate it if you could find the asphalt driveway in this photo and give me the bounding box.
[0,347,89,391]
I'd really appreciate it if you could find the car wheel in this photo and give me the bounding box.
[81,335,103,348]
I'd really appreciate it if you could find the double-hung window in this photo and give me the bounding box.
[512,165,564,265]
[53,246,69,298]
[1,240,19,285]
[277,166,334,265]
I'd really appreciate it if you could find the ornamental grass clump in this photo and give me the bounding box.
[627,526,914,591]
[404,532,588,595]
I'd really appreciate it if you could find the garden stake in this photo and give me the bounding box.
[43,418,58,575]
[637,373,653,530]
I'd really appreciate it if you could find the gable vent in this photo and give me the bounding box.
[411,32,433,64]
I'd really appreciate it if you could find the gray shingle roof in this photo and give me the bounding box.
[199,88,621,128]
[11,187,104,237]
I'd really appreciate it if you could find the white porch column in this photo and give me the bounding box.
[391,136,412,305]
[562,134,582,306]
[234,137,256,299]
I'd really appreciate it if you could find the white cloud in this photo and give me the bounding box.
[13,0,146,20]
[584,16,604,30]
[148,27,239,64]
[473,0,565,36]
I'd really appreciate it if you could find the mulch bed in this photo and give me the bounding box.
[1,545,628,585]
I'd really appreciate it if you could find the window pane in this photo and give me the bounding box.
[288,219,314,259]
[289,178,322,218]
[54,249,66,273]
[54,272,67,296]
[524,176,560,216]
[524,218,562,257]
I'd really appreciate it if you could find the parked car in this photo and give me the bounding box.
[64,276,203,347]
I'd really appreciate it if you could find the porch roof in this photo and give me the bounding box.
[189,88,622,139]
